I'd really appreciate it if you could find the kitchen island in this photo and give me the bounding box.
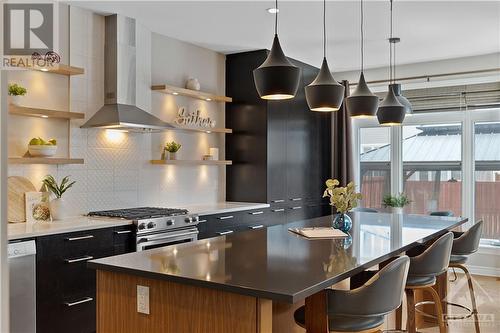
[89,212,467,333]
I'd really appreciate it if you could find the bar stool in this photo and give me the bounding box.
[415,221,483,333]
[395,232,454,333]
[294,256,410,333]
[354,207,379,213]
[429,211,454,217]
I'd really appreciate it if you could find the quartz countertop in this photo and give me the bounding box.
[8,202,270,240]
[8,216,133,240]
[88,212,467,303]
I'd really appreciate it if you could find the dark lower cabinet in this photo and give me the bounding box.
[36,224,135,333]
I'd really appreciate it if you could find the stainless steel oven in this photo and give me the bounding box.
[136,227,199,251]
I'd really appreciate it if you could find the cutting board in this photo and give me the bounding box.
[8,176,36,223]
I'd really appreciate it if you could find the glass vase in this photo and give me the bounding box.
[332,213,352,232]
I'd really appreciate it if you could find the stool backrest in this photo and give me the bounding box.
[327,256,410,317]
[430,211,454,217]
[354,207,378,213]
[408,232,453,277]
[452,220,483,255]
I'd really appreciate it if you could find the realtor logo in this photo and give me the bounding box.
[3,3,53,55]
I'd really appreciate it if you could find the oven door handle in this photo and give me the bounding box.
[136,229,199,251]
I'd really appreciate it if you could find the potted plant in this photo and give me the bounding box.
[42,175,76,220]
[323,179,362,232]
[382,193,411,214]
[164,141,181,160]
[8,83,27,105]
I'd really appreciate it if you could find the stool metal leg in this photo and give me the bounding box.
[426,286,447,333]
[405,289,416,333]
[452,264,480,333]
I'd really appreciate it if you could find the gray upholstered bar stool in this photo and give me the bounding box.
[294,256,410,333]
[416,221,483,333]
[354,207,379,213]
[395,232,454,333]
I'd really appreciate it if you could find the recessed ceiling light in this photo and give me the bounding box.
[40,68,49,72]
[267,8,279,14]
[205,98,212,101]
[172,92,179,95]
[41,115,49,118]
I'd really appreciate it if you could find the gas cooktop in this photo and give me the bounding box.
[88,207,189,220]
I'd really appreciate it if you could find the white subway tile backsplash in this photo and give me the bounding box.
[114,169,139,191]
[87,169,113,192]
[86,148,115,170]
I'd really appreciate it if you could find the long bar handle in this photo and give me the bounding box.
[249,225,264,229]
[64,297,94,307]
[218,215,234,220]
[114,230,132,234]
[272,208,285,212]
[217,230,234,235]
[290,198,302,201]
[65,255,94,264]
[271,199,285,203]
[291,206,302,210]
[66,235,94,241]
[249,211,264,215]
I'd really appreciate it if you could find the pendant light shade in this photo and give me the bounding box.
[305,57,345,111]
[347,72,379,118]
[377,87,406,126]
[347,0,378,118]
[389,83,413,114]
[253,34,301,100]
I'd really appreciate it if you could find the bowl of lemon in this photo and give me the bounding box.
[28,137,57,157]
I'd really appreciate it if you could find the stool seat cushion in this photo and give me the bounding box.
[294,306,385,332]
[450,254,468,264]
[406,275,436,287]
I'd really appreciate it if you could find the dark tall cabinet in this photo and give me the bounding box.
[226,50,332,223]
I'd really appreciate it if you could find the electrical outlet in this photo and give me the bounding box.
[137,285,150,314]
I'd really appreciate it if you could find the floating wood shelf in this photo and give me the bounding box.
[8,157,85,165]
[13,63,85,76]
[9,104,85,120]
[151,160,232,166]
[151,84,232,103]
[166,124,232,134]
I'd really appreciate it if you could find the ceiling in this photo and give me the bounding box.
[68,1,500,72]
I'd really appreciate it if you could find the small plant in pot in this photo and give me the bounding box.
[382,193,411,214]
[323,179,362,232]
[42,175,76,220]
[164,141,181,160]
[8,83,27,105]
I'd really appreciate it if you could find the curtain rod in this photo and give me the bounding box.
[349,67,500,86]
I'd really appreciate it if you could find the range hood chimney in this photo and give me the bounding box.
[81,15,170,132]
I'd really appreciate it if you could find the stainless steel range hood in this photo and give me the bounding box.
[81,15,171,132]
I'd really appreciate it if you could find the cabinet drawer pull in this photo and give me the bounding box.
[249,225,264,229]
[64,297,93,307]
[66,235,94,241]
[217,230,234,235]
[65,255,94,264]
[291,206,302,210]
[114,230,132,235]
[272,208,285,213]
[290,198,302,201]
[249,211,264,215]
[198,219,207,223]
[271,199,284,203]
[218,215,234,220]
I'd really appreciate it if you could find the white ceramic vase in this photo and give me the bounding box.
[9,95,22,106]
[50,198,68,220]
[391,207,404,214]
[169,152,177,160]
[186,78,200,91]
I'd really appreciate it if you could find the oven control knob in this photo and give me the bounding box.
[166,220,175,226]
[185,217,193,223]
[138,223,146,230]
[147,222,156,229]
[193,216,199,222]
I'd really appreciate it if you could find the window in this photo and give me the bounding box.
[475,122,500,244]
[359,127,391,209]
[402,124,462,216]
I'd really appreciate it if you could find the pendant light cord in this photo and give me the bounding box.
[389,0,394,84]
[275,0,278,35]
[360,0,364,72]
[323,0,326,59]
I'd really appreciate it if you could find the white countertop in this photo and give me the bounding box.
[8,202,270,241]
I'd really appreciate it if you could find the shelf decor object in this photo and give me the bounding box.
[304,0,344,112]
[8,157,84,165]
[151,160,232,166]
[346,0,379,118]
[151,84,232,103]
[253,0,301,100]
[377,0,406,126]
[9,104,85,119]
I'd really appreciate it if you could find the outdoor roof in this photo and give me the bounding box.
[361,125,500,162]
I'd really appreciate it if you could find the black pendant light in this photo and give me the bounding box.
[347,0,379,118]
[253,0,301,100]
[305,0,344,112]
[377,0,405,126]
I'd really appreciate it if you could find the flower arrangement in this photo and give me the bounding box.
[323,179,362,214]
[8,83,27,96]
[382,193,411,208]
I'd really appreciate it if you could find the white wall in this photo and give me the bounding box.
[7,7,227,216]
